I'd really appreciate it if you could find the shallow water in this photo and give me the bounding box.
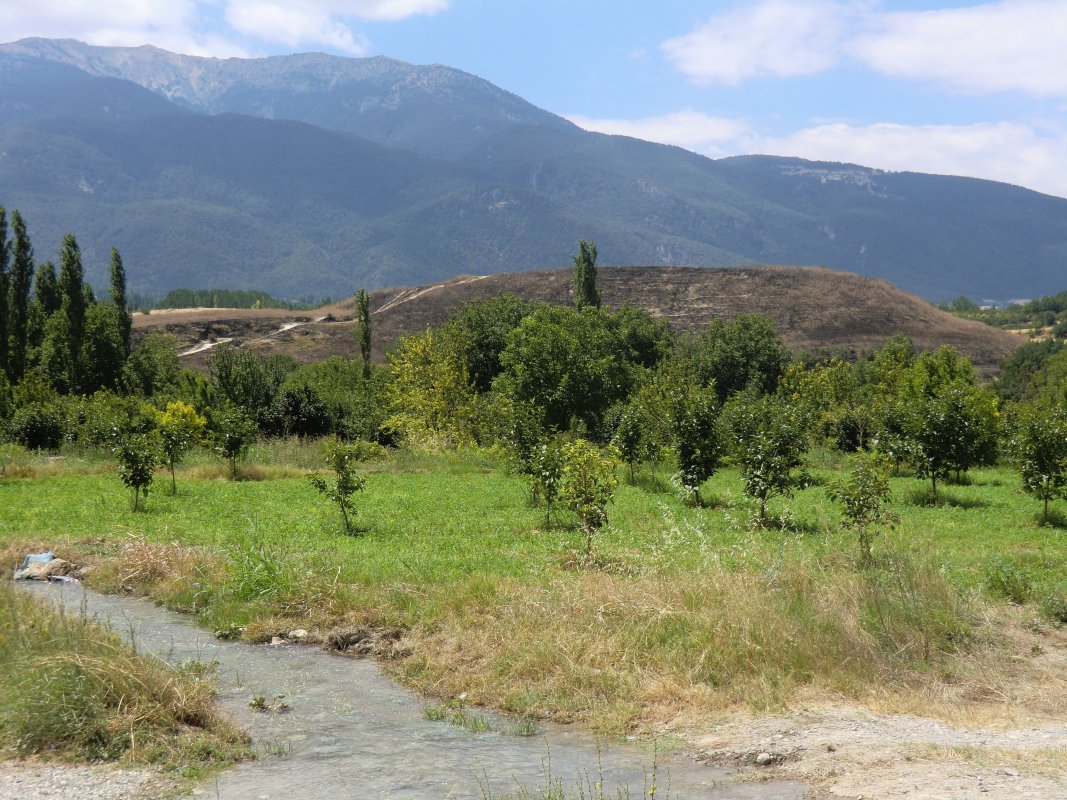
[24,582,803,800]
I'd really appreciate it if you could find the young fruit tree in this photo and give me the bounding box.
[729,393,807,523]
[116,432,158,511]
[560,438,618,556]
[308,441,367,534]
[154,400,207,495]
[212,405,257,480]
[1010,399,1067,524]
[667,383,722,506]
[827,454,897,566]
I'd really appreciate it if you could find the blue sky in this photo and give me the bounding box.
[4,1,1066,198]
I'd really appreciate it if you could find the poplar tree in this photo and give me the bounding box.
[0,208,8,378]
[7,211,34,382]
[58,234,86,391]
[572,240,600,310]
[355,288,371,378]
[109,247,132,357]
[34,261,60,315]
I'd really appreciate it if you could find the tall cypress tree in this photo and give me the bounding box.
[8,211,35,382]
[109,247,132,357]
[355,288,371,379]
[58,233,86,391]
[572,239,600,310]
[0,207,9,378]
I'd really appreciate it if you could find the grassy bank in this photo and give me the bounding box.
[0,583,251,775]
[1,443,1065,736]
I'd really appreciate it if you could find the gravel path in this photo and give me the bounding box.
[0,762,174,800]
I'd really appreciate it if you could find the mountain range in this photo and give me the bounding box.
[1,37,1065,302]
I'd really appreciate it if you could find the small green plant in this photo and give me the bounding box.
[424,698,493,733]
[116,432,159,511]
[728,394,807,522]
[985,559,1033,605]
[827,453,897,566]
[529,436,565,526]
[249,694,288,712]
[0,442,29,477]
[560,439,619,556]
[308,441,367,534]
[1009,399,1067,524]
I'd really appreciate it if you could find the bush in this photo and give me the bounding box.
[559,439,618,555]
[308,441,368,534]
[7,402,65,451]
[985,559,1033,605]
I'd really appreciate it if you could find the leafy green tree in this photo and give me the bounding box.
[1010,399,1067,523]
[7,402,65,451]
[571,240,600,310]
[609,305,674,371]
[124,332,181,398]
[282,356,389,443]
[827,454,897,566]
[212,405,257,480]
[449,294,535,393]
[155,400,207,495]
[308,441,367,534]
[385,326,478,447]
[559,438,618,555]
[910,381,998,497]
[264,385,332,438]
[109,247,132,359]
[996,340,1063,402]
[208,347,293,424]
[355,288,371,379]
[7,212,35,382]
[728,393,807,522]
[611,404,651,481]
[80,303,127,392]
[116,432,158,511]
[495,305,635,435]
[666,382,723,505]
[38,312,74,393]
[688,314,789,404]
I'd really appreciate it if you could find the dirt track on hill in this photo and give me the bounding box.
[136,266,1024,377]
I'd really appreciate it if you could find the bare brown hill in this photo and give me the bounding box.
[136,266,1023,376]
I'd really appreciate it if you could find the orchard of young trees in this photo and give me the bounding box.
[2,217,1066,533]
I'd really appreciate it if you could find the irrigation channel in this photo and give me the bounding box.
[23,582,805,800]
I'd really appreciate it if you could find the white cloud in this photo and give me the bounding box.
[569,112,1067,199]
[567,110,751,158]
[0,0,449,57]
[664,0,1067,97]
[0,1,226,54]
[225,1,369,54]
[661,0,854,85]
[848,0,1067,97]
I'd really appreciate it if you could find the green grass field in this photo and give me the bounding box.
[2,442,1065,734]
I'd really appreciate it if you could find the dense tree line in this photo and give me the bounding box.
[1,224,1066,529]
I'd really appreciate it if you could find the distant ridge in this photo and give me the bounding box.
[137,266,1023,377]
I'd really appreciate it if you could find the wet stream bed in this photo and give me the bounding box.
[23,582,804,800]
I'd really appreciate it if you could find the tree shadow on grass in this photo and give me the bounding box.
[905,487,990,509]
[1037,508,1067,530]
[755,513,823,535]
[629,471,673,494]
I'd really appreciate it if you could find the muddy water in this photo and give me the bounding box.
[25,583,803,800]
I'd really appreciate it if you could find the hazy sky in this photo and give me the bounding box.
[4,1,1066,198]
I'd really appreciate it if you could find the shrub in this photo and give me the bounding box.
[7,402,65,451]
[211,405,257,480]
[827,454,897,566]
[117,432,159,511]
